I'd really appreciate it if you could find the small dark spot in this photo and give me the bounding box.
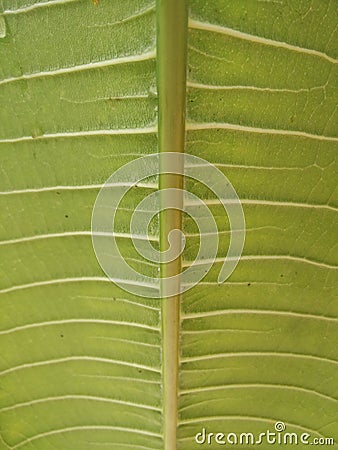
[247,283,251,286]
[280,274,284,278]
[56,191,60,195]
[138,369,142,373]
[295,271,298,275]
[31,127,43,139]
[60,334,64,338]
[65,214,69,218]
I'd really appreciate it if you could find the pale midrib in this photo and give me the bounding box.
[157,1,188,449]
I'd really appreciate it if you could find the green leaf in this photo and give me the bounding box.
[0,0,337,449]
